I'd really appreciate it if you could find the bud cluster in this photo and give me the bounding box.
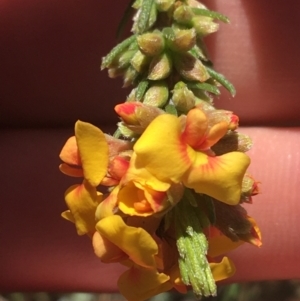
[102,0,234,119]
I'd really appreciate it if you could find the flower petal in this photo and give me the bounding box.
[59,163,84,177]
[208,229,244,258]
[95,185,120,221]
[118,266,172,301]
[183,151,250,205]
[75,121,109,186]
[96,215,158,269]
[118,181,168,216]
[92,231,128,263]
[181,108,208,149]
[59,136,81,166]
[210,257,236,282]
[125,153,171,192]
[64,181,102,235]
[134,114,194,183]
[239,216,262,247]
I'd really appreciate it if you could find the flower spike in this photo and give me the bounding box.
[58,1,262,300]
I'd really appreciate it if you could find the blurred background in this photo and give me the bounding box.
[2,281,300,301]
[1,0,300,300]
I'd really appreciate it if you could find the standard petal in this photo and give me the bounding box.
[134,114,194,183]
[75,121,109,186]
[183,151,250,205]
[96,215,158,269]
[64,181,102,235]
[125,153,171,192]
[118,266,172,301]
[210,257,236,282]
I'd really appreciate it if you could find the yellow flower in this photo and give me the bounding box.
[60,121,109,235]
[62,180,103,236]
[59,121,109,187]
[118,265,172,301]
[93,215,158,268]
[130,108,250,205]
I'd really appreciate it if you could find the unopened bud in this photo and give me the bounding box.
[108,68,125,79]
[241,174,260,203]
[117,49,136,69]
[155,0,175,12]
[211,131,253,155]
[173,28,196,52]
[123,66,139,87]
[174,52,209,82]
[115,102,143,125]
[131,50,151,73]
[148,51,172,80]
[115,102,164,128]
[108,155,130,181]
[186,0,207,9]
[143,81,169,107]
[192,16,219,36]
[104,134,133,157]
[135,105,165,128]
[173,4,194,26]
[116,102,165,135]
[172,82,196,113]
[137,31,165,57]
[117,122,136,138]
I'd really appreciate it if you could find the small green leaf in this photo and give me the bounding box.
[136,0,155,34]
[206,66,236,96]
[135,80,149,101]
[187,82,220,95]
[101,35,136,70]
[191,8,230,23]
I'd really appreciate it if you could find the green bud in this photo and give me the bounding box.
[123,66,139,87]
[108,68,125,79]
[155,0,175,12]
[132,0,142,9]
[135,105,164,128]
[137,31,165,56]
[117,122,136,138]
[168,28,196,52]
[130,50,151,73]
[148,51,172,80]
[186,0,207,9]
[173,4,194,26]
[117,49,136,69]
[143,80,169,107]
[192,16,219,36]
[174,52,210,82]
[172,81,196,113]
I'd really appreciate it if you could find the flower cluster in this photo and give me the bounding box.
[59,1,261,300]
[60,103,261,300]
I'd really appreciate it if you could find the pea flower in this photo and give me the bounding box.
[128,107,250,205]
